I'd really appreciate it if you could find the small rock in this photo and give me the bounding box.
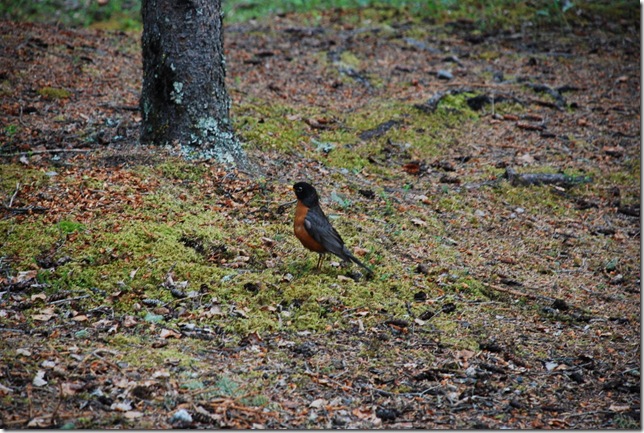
[415,263,430,275]
[169,409,193,426]
[609,274,625,285]
[418,309,435,320]
[551,299,569,311]
[568,371,584,383]
[375,407,400,421]
[437,69,453,80]
[442,303,456,314]
[413,291,427,302]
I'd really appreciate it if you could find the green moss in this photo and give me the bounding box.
[0,164,48,191]
[38,86,72,99]
[153,160,210,182]
[57,220,85,234]
[338,51,362,69]
[233,101,313,153]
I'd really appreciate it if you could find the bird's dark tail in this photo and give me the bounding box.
[343,247,374,276]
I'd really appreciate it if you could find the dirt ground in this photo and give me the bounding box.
[0,6,640,429]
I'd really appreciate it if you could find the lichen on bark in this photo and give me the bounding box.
[140,0,247,168]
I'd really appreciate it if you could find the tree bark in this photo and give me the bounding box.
[140,0,246,167]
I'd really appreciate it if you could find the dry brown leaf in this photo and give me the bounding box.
[411,218,427,227]
[160,328,182,339]
[123,315,137,327]
[33,310,56,322]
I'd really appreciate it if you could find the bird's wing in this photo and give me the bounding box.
[304,205,347,258]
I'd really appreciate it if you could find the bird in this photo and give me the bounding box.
[293,182,373,276]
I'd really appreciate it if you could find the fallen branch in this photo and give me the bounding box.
[505,167,592,188]
[414,88,474,113]
[0,148,92,158]
[415,89,524,113]
[0,327,28,333]
[1,204,49,215]
[276,199,297,214]
[525,83,567,108]
[0,182,39,219]
[482,283,592,322]
[99,103,139,111]
[482,282,549,302]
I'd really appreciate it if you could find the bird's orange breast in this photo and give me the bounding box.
[294,201,326,253]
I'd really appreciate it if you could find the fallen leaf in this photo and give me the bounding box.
[160,328,182,339]
[152,370,170,378]
[123,315,137,327]
[261,237,276,247]
[33,370,47,387]
[27,417,50,428]
[32,312,56,322]
[518,153,535,165]
[111,401,133,412]
[602,145,625,157]
[353,246,369,256]
[41,360,56,368]
[72,314,89,322]
[62,382,85,396]
[456,349,475,362]
[402,161,422,174]
[352,407,374,419]
[309,398,327,409]
[545,361,558,372]
[411,218,427,227]
[609,404,631,412]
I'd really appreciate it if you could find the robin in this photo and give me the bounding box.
[293,182,373,275]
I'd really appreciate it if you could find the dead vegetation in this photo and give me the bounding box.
[0,4,640,429]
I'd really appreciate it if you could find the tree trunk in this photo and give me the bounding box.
[140,0,246,167]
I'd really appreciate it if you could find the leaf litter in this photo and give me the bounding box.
[0,5,641,430]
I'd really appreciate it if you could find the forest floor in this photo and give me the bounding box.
[0,5,641,429]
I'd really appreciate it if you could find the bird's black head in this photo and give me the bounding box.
[293,182,319,207]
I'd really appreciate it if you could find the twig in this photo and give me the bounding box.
[99,103,139,111]
[81,348,122,372]
[51,381,64,425]
[18,106,28,127]
[0,327,28,333]
[48,295,90,305]
[0,148,92,158]
[8,182,20,207]
[561,410,611,418]
[1,204,49,214]
[482,283,549,302]
[276,199,297,213]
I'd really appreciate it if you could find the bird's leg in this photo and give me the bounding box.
[316,254,324,272]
